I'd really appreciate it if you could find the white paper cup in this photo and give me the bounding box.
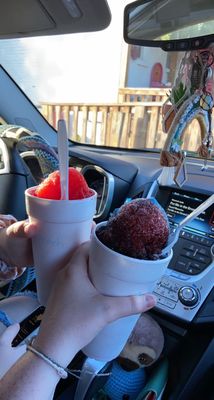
[25,187,97,305]
[82,222,172,361]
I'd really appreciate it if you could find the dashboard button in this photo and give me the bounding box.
[194,255,208,263]
[198,247,211,256]
[189,261,202,269]
[181,231,191,239]
[175,258,191,273]
[185,244,198,252]
[186,265,202,275]
[203,238,214,246]
[156,295,176,309]
[178,286,199,306]
[181,250,193,258]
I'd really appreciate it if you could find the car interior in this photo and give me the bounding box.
[0,0,213,399]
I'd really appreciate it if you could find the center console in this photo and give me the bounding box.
[53,181,214,400]
[149,186,214,323]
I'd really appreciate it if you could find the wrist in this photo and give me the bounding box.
[33,334,78,368]
[26,347,60,380]
[27,338,69,379]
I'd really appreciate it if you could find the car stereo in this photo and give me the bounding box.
[148,186,214,323]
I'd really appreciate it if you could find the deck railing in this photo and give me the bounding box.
[40,87,202,151]
[117,87,169,103]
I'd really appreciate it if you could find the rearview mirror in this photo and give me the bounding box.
[124,0,214,51]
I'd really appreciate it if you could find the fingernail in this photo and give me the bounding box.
[145,294,157,307]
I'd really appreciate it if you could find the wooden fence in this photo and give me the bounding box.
[40,88,202,151]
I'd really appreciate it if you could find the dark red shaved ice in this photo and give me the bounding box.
[97,199,169,260]
[34,167,93,200]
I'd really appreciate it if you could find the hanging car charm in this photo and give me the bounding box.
[159,46,214,186]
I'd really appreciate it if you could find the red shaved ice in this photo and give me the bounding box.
[34,167,93,200]
[97,199,169,260]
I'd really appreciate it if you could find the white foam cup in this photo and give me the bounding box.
[82,221,173,361]
[25,187,97,305]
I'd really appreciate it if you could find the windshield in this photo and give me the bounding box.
[0,0,213,160]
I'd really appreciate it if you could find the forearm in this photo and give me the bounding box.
[0,350,60,400]
[0,332,78,400]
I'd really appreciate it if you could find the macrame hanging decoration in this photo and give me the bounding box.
[159,45,214,187]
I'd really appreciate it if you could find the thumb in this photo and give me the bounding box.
[0,323,20,346]
[104,293,157,323]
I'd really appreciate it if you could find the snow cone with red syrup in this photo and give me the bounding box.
[25,168,97,305]
[82,198,172,361]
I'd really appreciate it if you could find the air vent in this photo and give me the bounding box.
[81,165,114,219]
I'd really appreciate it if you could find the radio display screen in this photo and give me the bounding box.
[156,187,214,238]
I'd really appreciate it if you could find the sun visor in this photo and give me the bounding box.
[0,0,111,38]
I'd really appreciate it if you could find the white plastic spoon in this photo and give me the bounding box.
[74,358,109,400]
[57,119,69,200]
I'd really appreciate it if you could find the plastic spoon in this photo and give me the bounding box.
[162,193,214,256]
[57,119,69,200]
[74,358,108,400]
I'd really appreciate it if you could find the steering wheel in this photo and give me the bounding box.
[0,124,58,220]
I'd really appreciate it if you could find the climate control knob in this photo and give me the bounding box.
[178,286,199,306]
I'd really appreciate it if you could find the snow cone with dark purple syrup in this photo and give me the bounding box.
[82,198,172,362]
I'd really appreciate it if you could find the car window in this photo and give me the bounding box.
[0,0,213,160]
